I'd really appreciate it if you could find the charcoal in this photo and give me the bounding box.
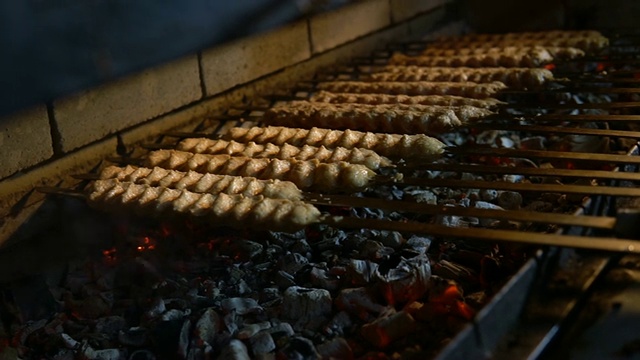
[268,322,295,346]
[177,319,191,359]
[218,339,251,360]
[249,330,276,355]
[358,240,391,260]
[145,298,166,319]
[194,308,221,345]
[274,270,296,289]
[237,321,271,339]
[129,349,156,360]
[335,288,385,320]
[404,235,432,255]
[346,259,380,286]
[282,287,332,330]
[279,336,320,360]
[360,309,417,348]
[224,311,240,335]
[375,231,405,249]
[378,253,432,304]
[480,189,499,202]
[259,288,280,303]
[316,337,353,359]
[309,267,340,291]
[279,253,310,275]
[118,327,149,347]
[405,188,438,204]
[60,333,80,349]
[289,239,312,257]
[220,239,264,261]
[498,191,523,210]
[161,309,188,321]
[220,297,263,316]
[149,319,184,356]
[323,311,353,336]
[94,316,126,339]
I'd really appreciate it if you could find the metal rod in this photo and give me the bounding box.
[410,163,640,182]
[468,123,640,139]
[447,147,640,165]
[308,193,616,229]
[502,87,640,95]
[397,178,640,197]
[528,114,640,122]
[501,101,640,110]
[323,216,640,254]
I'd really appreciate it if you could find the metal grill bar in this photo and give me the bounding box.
[411,163,640,182]
[398,178,640,197]
[447,147,640,165]
[325,217,640,254]
[468,123,640,139]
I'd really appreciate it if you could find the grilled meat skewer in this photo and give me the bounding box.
[262,101,494,134]
[370,67,554,89]
[224,126,445,160]
[144,150,376,192]
[428,36,608,53]
[419,45,585,60]
[88,179,321,232]
[389,48,553,68]
[176,138,392,170]
[309,91,505,108]
[99,165,304,200]
[316,81,507,98]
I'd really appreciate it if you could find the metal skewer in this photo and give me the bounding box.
[35,185,640,254]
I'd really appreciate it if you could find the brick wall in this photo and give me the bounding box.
[0,0,458,246]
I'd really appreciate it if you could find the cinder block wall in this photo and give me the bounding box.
[0,0,459,244]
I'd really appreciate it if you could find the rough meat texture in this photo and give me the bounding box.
[429,35,608,53]
[262,101,493,134]
[435,30,604,43]
[389,48,553,68]
[88,179,321,232]
[317,81,507,98]
[419,46,585,60]
[143,150,376,192]
[371,67,553,89]
[310,91,505,108]
[225,126,445,160]
[176,138,392,170]
[98,165,303,200]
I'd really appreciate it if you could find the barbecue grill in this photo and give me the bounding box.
[1,1,640,359]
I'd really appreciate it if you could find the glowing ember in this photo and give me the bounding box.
[544,63,556,71]
[136,236,156,252]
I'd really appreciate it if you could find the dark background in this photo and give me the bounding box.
[0,0,351,117]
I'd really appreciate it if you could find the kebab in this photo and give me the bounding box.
[143,150,376,192]
[262,101,493,134]
[435,30,604,43]
[98,165,304,200]
[370,67,554,89]
[428,36,609,53]
[176,138,393,170]
[388,48,553,68]
[224,126,445,160]
[88,179,321,232]
[316,80,507,98]
[309,91,505,108]
[419,46,585,61]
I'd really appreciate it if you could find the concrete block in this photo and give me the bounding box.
[53,55,201,153]
[0,105,53,179]
[390,0,448,23]
[310,0,391,54]
[201,20,310,97]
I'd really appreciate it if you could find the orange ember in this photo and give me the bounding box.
[544,63,556,71]
[430,284,476,321]
[136,236,156,252]
[596,62,606,72]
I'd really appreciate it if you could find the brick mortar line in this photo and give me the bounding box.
[196,51,208,99]
[46,102,63,157]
